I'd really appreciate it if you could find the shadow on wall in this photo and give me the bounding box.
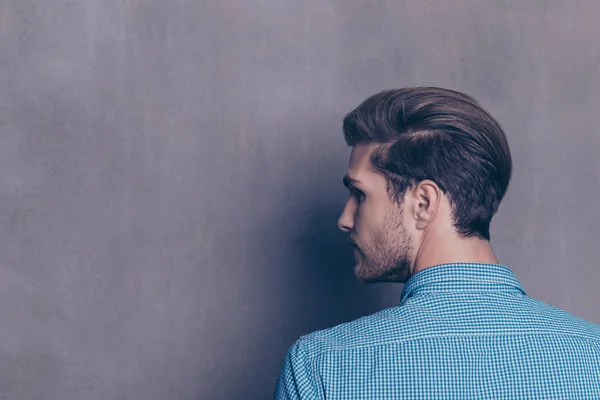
[271,135,400,336]
[291,199,389,331]
[252,196,392,398]
[216,119,402,399]
[270,115,393,333]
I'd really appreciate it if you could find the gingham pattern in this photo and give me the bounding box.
[274,263,600,399]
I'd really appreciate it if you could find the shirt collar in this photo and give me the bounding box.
[400,262,527,305]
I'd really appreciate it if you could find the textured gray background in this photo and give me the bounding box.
[1,1,599,399]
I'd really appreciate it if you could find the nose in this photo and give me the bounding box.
[337,201,354,233]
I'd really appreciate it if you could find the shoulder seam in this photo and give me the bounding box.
[301,330,600,361]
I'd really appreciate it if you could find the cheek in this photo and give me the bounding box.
[354,202,384,236]
[364,199,388,222]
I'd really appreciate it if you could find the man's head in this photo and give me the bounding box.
[337,87,512,283]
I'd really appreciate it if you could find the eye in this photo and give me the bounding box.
[350,189,364,203]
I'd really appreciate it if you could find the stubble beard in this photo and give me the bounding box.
[353,209,414,284]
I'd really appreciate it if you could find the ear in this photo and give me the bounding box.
[410,180,441,231]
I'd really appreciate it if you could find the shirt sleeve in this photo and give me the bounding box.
[273,338,323,400]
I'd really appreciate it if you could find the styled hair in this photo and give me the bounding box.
[342,87,512,241]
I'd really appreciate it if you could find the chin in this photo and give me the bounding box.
[354,265,386,283]
[355,262,411,284]
[355,272,378,283]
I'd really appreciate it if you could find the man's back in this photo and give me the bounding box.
[274,263,600,399]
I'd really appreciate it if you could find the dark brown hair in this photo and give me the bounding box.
[342,87,512,241]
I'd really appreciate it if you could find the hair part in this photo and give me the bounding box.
[342,87,512,241]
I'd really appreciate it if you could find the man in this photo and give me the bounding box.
[274,87,600,399]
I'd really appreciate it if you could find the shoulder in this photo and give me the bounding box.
[525,297,600,339]
[289,306,414,361]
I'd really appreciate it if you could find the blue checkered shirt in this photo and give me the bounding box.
[274,263,600,399]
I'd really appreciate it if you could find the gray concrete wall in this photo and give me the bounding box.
[1,1,599,398]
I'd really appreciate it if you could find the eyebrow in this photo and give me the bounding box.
[343,175,362,190]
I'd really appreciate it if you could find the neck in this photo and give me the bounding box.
[412,234,499,275]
